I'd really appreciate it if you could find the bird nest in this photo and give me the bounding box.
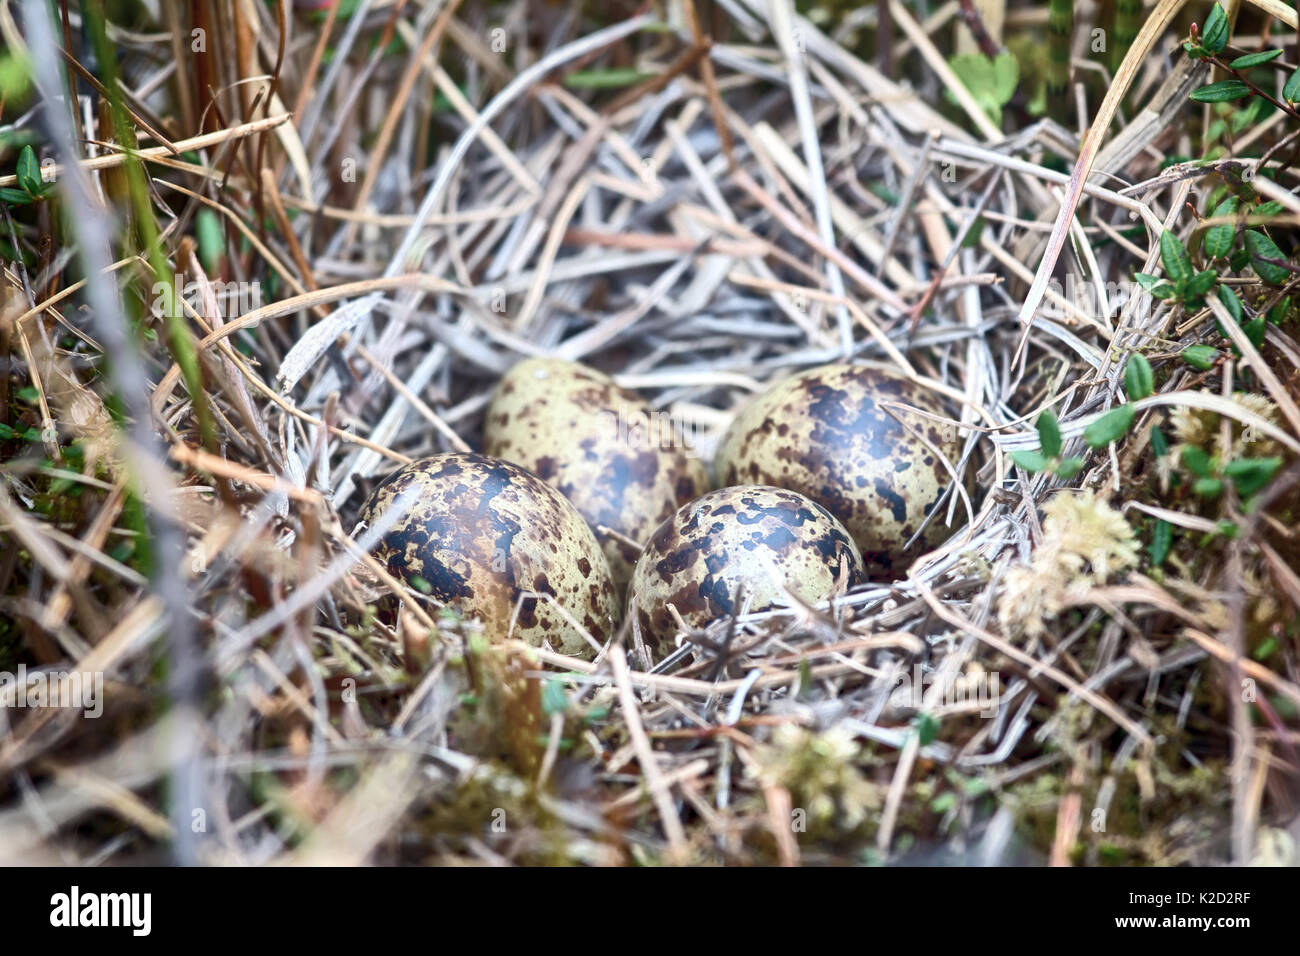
[0,0,1297,866]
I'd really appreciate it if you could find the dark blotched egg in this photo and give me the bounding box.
[714,364,960,575]
[628,485,865,660]
[356,452,620,659]
[483,357,709,588]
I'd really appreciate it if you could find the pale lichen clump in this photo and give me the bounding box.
[998,490,1140,638]
[1169,392,1278,455]
[751,724,882,834]
[1150,393,1280,495]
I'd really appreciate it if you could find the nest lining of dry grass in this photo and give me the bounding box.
[1,0,1299,865]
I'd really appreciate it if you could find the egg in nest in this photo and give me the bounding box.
[628,485,865,661]
[714,364,961,575]
[355,452,620,659]
[483,357,710,588]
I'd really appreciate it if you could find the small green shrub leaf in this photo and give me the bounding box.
[1193,476,1224,497]
[1203,197,1238,259]
[1182,344,1221,369]
[1010,450,1049,473]
[1286,66,1300,101]
[1181,445,1214,477]
[1216,284,1244,322]
[1053,456,1085,479]
[1190,80,1252,103]
[1245,229,1290,284]
[1151,426,1169,457]
[1224,456,1282,496]
[1124,354,1155,400]
[1037,410,1062,459]
[1243,316,1267,350]
[16,145,41,196]
[1159,230,1194,285]
[1083,405,1136,448]
[1202,3,1229,54]
[1149,519,1172,567]
[1184,269,1218,302]
[1230,49,1283,69]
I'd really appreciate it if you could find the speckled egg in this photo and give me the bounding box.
[483,357,710,588]
[628,485,866,660]
[355,452,620,659]
[714,364,960,576]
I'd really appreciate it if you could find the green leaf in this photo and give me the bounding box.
[1230,49,1284,69]
[1159,231,1194,286]
[949,54,991,91]
[912,712,940,746]
[1134,272,1164,292]
[1252,637,1278,661]
[1124,354,1155,400]
[1286,66,1300,102]
[1010,449,1049,473]
[1268,296,1291,324]
[1223,456,1282,496]
[563,68,656,89]
[16,145,41,196]
[1185,41,1208,59]
[1202,3,1229,55]
[1203,197,1238,259]
[947,53,1019,124]
[1083,405,1136,448]
[0,186,33,205]
[1243,316,1267,350]
[1037,410,1062,459]
[796,658,813,700]
[1151,426,1169,457]
[1183,269,1218,303]
[196,209,224,275]
[1149,519,1173,567]
[0,50,32,102]
[1182,445,1214,477]
[930,792,959,814]
[991,52,1019,103]
[1217,284,1244,322]
[1193,476,1224,497]
[1255,200,1285,218]
[1190,80,1252,103]
[541,678,570,715]
[1182,344,1221,370]
[1245,229,1291,284]
[1053,456,1085,479]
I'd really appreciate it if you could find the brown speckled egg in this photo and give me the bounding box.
[483,357,710,588]
[714,364,959,576]
[628,485,865,660]
[355,452,620,659]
